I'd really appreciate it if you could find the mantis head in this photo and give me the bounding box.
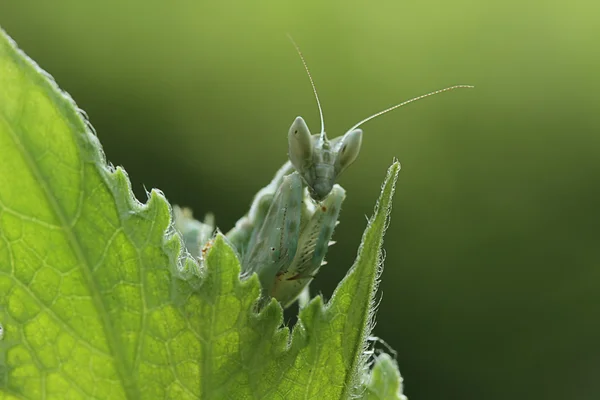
[287,37,473,202]
[288,116,362,201]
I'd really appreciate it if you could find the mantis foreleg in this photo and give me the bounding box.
[271,184,345,307]
[240,171,304,298]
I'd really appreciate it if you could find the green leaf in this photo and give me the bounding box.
[0,27,405,399]
[0,27,201,399]
[361,354,407,400]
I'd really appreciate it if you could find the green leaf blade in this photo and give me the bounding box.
[0,28,198,399]
[361,354,407,400]
[1,29,121,399]
[192,234,299,400]
[336,161,400,394]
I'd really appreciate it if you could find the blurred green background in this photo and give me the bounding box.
[2,1,599,399]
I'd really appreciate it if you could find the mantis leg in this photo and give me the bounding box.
[271,184,346,307]
[241,171,304,298]
[226,161,293,255]
[172,206,215,261]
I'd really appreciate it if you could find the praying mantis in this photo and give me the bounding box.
[174,41,472,308]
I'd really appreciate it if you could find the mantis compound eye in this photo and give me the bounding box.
[334,128,363,177]
[288,116,313,173]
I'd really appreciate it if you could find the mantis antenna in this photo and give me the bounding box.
[345,84,474,133]
[287,35,326,140]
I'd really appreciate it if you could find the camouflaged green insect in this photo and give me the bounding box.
[175,41,472,308]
